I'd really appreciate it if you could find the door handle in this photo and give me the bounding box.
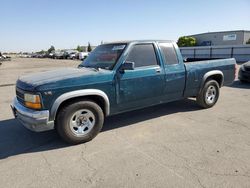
[155,68,161,73]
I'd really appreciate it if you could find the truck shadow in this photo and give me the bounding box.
[0,99,200,159]
[103,99,200,132]
[227,80,250,89]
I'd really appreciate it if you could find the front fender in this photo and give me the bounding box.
[50,89,110,121]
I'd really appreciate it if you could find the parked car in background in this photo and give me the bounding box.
[238,61,250,83]
[48,52,55,59]
[19,53,30,58]
[69,53,77,59]
[54,50,65,59]
[78,52,89,60]
[38,53,48,58]
[0,52,11,61]
[64,50,78,59]
[20,53,32,58]
[31,53,39,58]
[19,49,86,60]
[30,53,47,58]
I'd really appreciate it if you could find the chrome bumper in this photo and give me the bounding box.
[10,97,54,132]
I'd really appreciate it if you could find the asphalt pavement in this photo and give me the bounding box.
[0,58,250,188]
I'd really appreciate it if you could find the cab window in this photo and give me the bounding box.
[159,43,178,65]
[126,44,158,68]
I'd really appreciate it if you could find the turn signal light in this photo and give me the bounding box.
[25,102,42,109]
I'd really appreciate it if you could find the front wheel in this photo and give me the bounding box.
[196,80,220,108]
[56,100,104,144]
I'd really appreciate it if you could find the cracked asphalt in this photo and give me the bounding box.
[0,58,250,188]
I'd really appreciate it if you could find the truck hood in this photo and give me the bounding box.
[17,67,110,91]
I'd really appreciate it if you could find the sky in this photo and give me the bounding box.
[0,0,250,52]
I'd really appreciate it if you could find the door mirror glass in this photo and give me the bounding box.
[120,61,135,71]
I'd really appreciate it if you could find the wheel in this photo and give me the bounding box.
[196,80,220,108]
[56,100,104,144]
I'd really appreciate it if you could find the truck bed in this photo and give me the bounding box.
[183,58,236,97]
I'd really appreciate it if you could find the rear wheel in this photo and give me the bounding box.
[196,80,220,108]
[56,100,104,144]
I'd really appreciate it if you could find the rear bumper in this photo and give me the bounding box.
[10,97,54,132]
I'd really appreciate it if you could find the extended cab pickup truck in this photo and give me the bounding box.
[11,40,236,144]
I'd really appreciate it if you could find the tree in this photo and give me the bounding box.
[76,45,84,52]
[48,45,55,53]
[87,42,92,52]
[246,38,250,44]
[177,36,197,47]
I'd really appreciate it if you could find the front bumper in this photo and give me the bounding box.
[10,97,54,132]
[238,68,250,82]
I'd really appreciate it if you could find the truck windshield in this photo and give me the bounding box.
[79,43,127,70]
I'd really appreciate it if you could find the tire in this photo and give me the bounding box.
[196,80,220,108]
[239,79,248,83]
[56,100,104,144]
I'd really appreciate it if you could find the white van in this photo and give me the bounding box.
[78,52,89,60]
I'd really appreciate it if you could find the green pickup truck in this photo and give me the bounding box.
[11,40,236,144]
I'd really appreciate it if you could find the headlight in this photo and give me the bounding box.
[24,93,42,109]
[241,65,245,71]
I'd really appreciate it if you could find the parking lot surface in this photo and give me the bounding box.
[0,58,250,188]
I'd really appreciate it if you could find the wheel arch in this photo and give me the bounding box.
[200,70,224,93]
[50,89,110,121]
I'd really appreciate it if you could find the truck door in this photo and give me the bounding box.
[158,43,186,101]
[116,43,165,111]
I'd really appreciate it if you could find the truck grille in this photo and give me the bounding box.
[16,87,25,105]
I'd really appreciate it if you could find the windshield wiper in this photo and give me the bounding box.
[82,66,99,71]
[98,67,110,71]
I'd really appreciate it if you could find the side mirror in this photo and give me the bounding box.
[120,61,135,71]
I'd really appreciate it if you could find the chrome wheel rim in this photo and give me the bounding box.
[69,109,95,136]
[205,85,217,104]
